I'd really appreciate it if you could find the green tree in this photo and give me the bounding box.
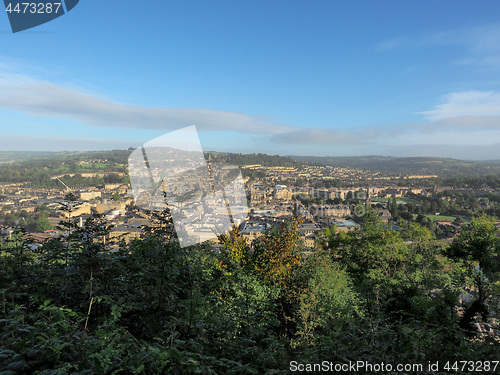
[295,254,362,347]
[252,217,305,337]
[218,226,250,267]
[446,214,500,313]
[327,212,443,318]
[35,214,53,232]
[453,215,464,226]
[35,204,50,212]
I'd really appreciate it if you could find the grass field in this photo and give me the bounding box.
[80,162,109,169]
[411,214,472,223]
[425,215,457,221]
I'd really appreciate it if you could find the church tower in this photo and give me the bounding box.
[365,187,371,209]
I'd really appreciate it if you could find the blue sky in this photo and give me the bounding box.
[1,1,500,159]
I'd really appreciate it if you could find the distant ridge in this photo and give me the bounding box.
[1,151,500,178]
[476,159,500,164]
[0,150,132,162]
[289,155,500,178]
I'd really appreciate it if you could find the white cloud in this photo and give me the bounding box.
[418,90,500,128]
[0,75,295,135]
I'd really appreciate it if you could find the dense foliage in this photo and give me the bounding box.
[0,212,499,374]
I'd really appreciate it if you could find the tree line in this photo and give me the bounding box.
[0,210,499,373]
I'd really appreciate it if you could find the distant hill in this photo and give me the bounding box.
[0,150,132,189]
[0,150,132,164]
[477,159,500,164]
[0,150,298,168]
[0,151,68,162]
[290,155,500,177]
[206,152,300,168]
[2,151,500,179]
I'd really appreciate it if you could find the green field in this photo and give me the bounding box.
[412,214,456,221]
[425,215,457,221]
[80,162,109,169]
[411,214,472,223]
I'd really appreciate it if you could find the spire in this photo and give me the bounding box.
[365,186,371,209]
